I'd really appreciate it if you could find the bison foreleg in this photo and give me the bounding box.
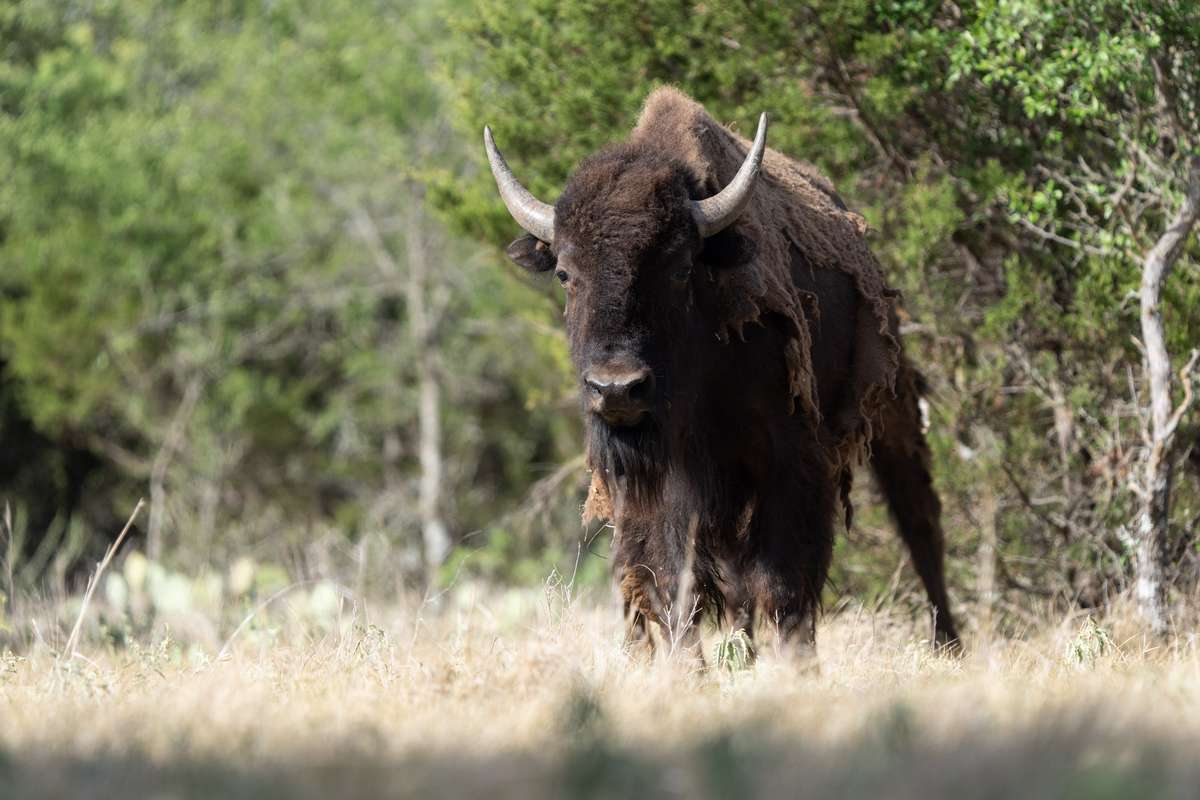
[621,598,656,660]
[614,525,708,668]
[745,461,835,668]
[726,601,756,642]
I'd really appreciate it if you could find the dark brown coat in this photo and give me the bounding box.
[504,87,957,656]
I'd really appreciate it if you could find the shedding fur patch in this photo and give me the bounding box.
[583,468,614,522]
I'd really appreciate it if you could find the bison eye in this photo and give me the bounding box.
[555,269,570,284]
[671,267,691,284]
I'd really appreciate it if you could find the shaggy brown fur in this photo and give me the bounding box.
[631,88,901,454]
[582,89,901,523]
[500,87,958,657]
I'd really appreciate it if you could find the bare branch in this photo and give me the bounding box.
[1015,217,1112,257]
[1162,349,1200,443]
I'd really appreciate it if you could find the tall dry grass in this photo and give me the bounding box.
[2,581,1200,798]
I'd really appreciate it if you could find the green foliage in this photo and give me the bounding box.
[0,0,578,575]
[712,628,755,674]
[1064,615,1115,669]
[1,0,1198,604]
[443,0,1200,604]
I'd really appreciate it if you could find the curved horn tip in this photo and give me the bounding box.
[751,113,768,154]
[482,124,557,244]
[690,110,771,237]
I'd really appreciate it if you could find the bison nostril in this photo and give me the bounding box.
[626,371,654,401]
[584,375,609,396]
[583,366,655,414]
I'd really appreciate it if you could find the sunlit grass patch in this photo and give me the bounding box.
[1,587,1199,798]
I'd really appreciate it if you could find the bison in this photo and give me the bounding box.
[484,87,959,659]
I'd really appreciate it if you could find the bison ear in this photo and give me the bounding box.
[505,234,557,273]
[699,228,757,269]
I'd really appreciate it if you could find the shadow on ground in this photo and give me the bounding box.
[1,708,1190,800]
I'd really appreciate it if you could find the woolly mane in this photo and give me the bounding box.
[583,87,902,523]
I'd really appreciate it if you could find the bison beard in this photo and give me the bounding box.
[586,417,668,511]
[486,87,960,661]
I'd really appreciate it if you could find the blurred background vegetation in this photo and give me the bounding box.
[1,0,1198,633]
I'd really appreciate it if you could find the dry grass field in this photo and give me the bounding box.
[3,579,1200,799]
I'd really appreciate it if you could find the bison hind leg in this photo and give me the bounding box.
[870,363,961,652]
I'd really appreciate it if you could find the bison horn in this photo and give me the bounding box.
[690,113,768,237]
[483,126,556,244]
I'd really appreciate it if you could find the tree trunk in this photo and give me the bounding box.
[345,191,450,587]
[1132,157,1200,636]
[971,425,999,646]
[404,197,450,583]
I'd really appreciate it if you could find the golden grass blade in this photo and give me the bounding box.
[62,498,145,659]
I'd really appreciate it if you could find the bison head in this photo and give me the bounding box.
[483,115,767,501]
